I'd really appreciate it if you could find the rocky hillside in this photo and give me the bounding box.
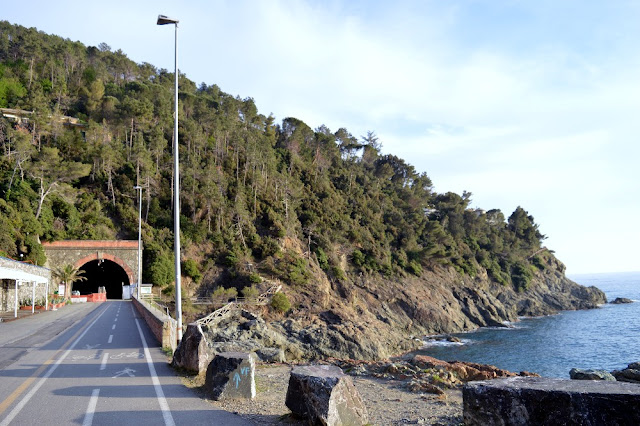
[197,253,605,361]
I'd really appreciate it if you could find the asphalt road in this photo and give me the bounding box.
[0,301,252,425]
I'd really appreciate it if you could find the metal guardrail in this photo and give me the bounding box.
[195,282,282,328]
[145,298,171,318]
[190,296,270,305]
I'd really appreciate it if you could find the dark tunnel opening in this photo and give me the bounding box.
[75,259,130,299]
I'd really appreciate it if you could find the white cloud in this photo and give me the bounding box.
[5,0,640,273]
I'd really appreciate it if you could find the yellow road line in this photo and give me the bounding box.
[0,304,110,417]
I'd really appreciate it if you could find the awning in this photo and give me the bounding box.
[0,265,49,283]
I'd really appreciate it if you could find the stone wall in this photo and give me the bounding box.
[132,296,177,352]
[1,280,49,311]
[42,240,140,286]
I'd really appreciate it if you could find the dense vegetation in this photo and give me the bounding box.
[0,21,551,300]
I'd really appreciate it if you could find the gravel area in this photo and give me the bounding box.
[182,364,463,425]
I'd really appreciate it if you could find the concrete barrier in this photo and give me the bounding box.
[132,297,177,352]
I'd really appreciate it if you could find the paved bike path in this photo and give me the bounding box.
[0,301,252,425]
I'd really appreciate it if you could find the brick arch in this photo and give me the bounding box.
[75,253,134,286]
[42,240,139,287]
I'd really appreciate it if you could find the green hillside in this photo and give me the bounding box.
[1,20,555,313]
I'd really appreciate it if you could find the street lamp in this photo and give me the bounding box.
[157,14,183,344]
[134,185,143,299]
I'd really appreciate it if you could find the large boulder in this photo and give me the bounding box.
[285,365,369,426]
[171,323,212,374]
[612,362,640,383]
[205,352,256,400]
[569,368,616,381]
[410,355,537,382]
[464,377,640,425]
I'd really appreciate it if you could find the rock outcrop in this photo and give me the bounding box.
[612,362,640,384]
[171,323,211,373]
[569,368,616,381]
[611,297,633,304]
[194,262,605,362]
[285,365,369,426]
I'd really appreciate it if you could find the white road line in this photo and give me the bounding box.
[82,388,100,426]
[134,318,175,426]
[111,324,116,330]
[100,353,109,371]
[108,335,113,344]
[114,318,118,322]
[0,306,109,426]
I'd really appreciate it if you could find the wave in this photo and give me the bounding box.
[421,335,467,348]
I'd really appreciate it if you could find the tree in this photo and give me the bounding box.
[508,207,545,250]
[26,147,91,219]
[52,263,87,299]
[270,292,291,313]
[3,127,35,199]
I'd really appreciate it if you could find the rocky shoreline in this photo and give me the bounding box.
[197,363,464,425]
[188,274,606,362]
[185,262,607,365]
[172,262,611,424]
[186,356,640,426]
[183,354,539,426]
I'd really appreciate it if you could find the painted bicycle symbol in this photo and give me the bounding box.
[109,352,144,360]
[71,354,99,361]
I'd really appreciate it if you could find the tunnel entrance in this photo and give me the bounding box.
[75,259,130,299]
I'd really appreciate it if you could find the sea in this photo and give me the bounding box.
[416,272,640,378]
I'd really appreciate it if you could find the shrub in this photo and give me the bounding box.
[511,261,533,292]
[531,255,546,270]
[249,273,262,284]
[211,286,238,301]
[183,259,202,283]
[223,250,240,267]
[315,247,329,270]
[270,292,291,313]
[352,249,365,267]
[331,266,346,281]
[148,251,174,287]
[406,260,423,276]
[393,250,408,269]
[241,285,260,300]
[259,237,280,258]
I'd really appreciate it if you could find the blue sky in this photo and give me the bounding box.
[5,0,640,274]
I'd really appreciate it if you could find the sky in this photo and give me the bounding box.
[4,0,640,274]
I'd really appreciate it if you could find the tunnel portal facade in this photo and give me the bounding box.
[42,240,140,299]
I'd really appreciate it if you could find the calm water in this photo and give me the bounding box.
[417,272,640,378]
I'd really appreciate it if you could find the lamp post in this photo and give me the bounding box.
[134,185,143,299]
[157,14,183,343]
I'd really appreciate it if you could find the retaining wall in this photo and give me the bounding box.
[132,297,177,352]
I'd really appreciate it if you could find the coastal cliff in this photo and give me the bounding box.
[199,254,605,362]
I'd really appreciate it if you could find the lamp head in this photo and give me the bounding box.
[157,15,179,25]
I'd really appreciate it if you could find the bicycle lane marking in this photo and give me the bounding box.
[82,388,100,426]
[132,304,175,426]
[0,304,111,426]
